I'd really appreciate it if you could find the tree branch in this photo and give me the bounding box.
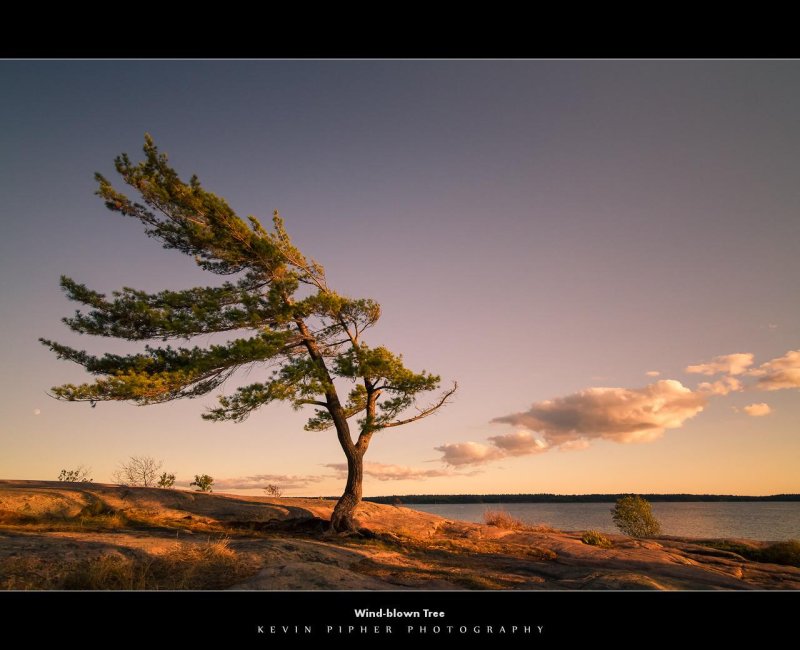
[378,382,458,429]
[294,399,328,407]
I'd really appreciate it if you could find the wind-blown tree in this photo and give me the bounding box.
[40,136,456,532]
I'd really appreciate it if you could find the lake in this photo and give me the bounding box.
[407,502,800,541]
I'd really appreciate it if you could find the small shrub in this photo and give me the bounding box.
[58,466,92,482]
[190,474,214,492]
[484,510,526,530]
[76,499,129,530]
[581,530,612,548]
[157,472,176,488]
[612,495,662,538]
[263,484,283,497]
[78,499,111,517]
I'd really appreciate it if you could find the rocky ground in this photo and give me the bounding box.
[0,480,797,590]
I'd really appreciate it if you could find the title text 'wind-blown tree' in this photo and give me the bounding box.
[40,136,456,531]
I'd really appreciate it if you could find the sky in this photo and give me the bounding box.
[1,60,798,496]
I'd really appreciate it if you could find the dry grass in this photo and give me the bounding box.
[484,510,528,530]
[1,537,259,590]
[423,536,557,561]
[0,509,130,533]
[0,501,226,536]
[528,523,558,534]
[699,539,800,568]
[761,540,800,567]
[482,510,559,534]
[154,536,247,589]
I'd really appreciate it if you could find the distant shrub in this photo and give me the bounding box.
[157,472,176,488]
[112,456,163,487]
[58,466,92,482]
[611,495,662,538]
[582,530,612,548]
[484,510,526,530]
[263,484,283,497]
[190,474,214,493]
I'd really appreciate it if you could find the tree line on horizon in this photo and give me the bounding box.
[361,492,800,504]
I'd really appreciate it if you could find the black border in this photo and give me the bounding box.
[2,590,794,642]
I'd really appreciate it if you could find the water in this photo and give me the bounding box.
[407,502,800,541]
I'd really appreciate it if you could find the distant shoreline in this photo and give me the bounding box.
[360,493,800,504]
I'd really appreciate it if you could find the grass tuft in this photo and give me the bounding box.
[758,540,800,567]
[581,530,613,548]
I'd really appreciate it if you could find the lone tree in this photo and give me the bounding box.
[40,136,455,532]
[112,455,163,487]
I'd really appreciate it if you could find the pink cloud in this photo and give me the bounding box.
[324,461,461,481]
[743,402,772,417]
[697,376,742,396]
[209,473,327,491]
[492,379,707,445]
[686,353,754,376]
[436,442,505,467]
[487,430,548,456]
[750,349,800,391]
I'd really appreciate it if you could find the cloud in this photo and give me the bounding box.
[487,430,548,456]
[439,380,708,466]
[436,442,505,467]
[436,433,547,467]
[743,402,772,417]
[210,474,327,491]
[750,349,800,391]
[492,379,707,446]
[324,462,461,481]
[686,353,754,376]
[437,347,800,469]
[697,376,742,396]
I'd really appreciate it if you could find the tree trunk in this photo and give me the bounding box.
[331,443,363,532]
